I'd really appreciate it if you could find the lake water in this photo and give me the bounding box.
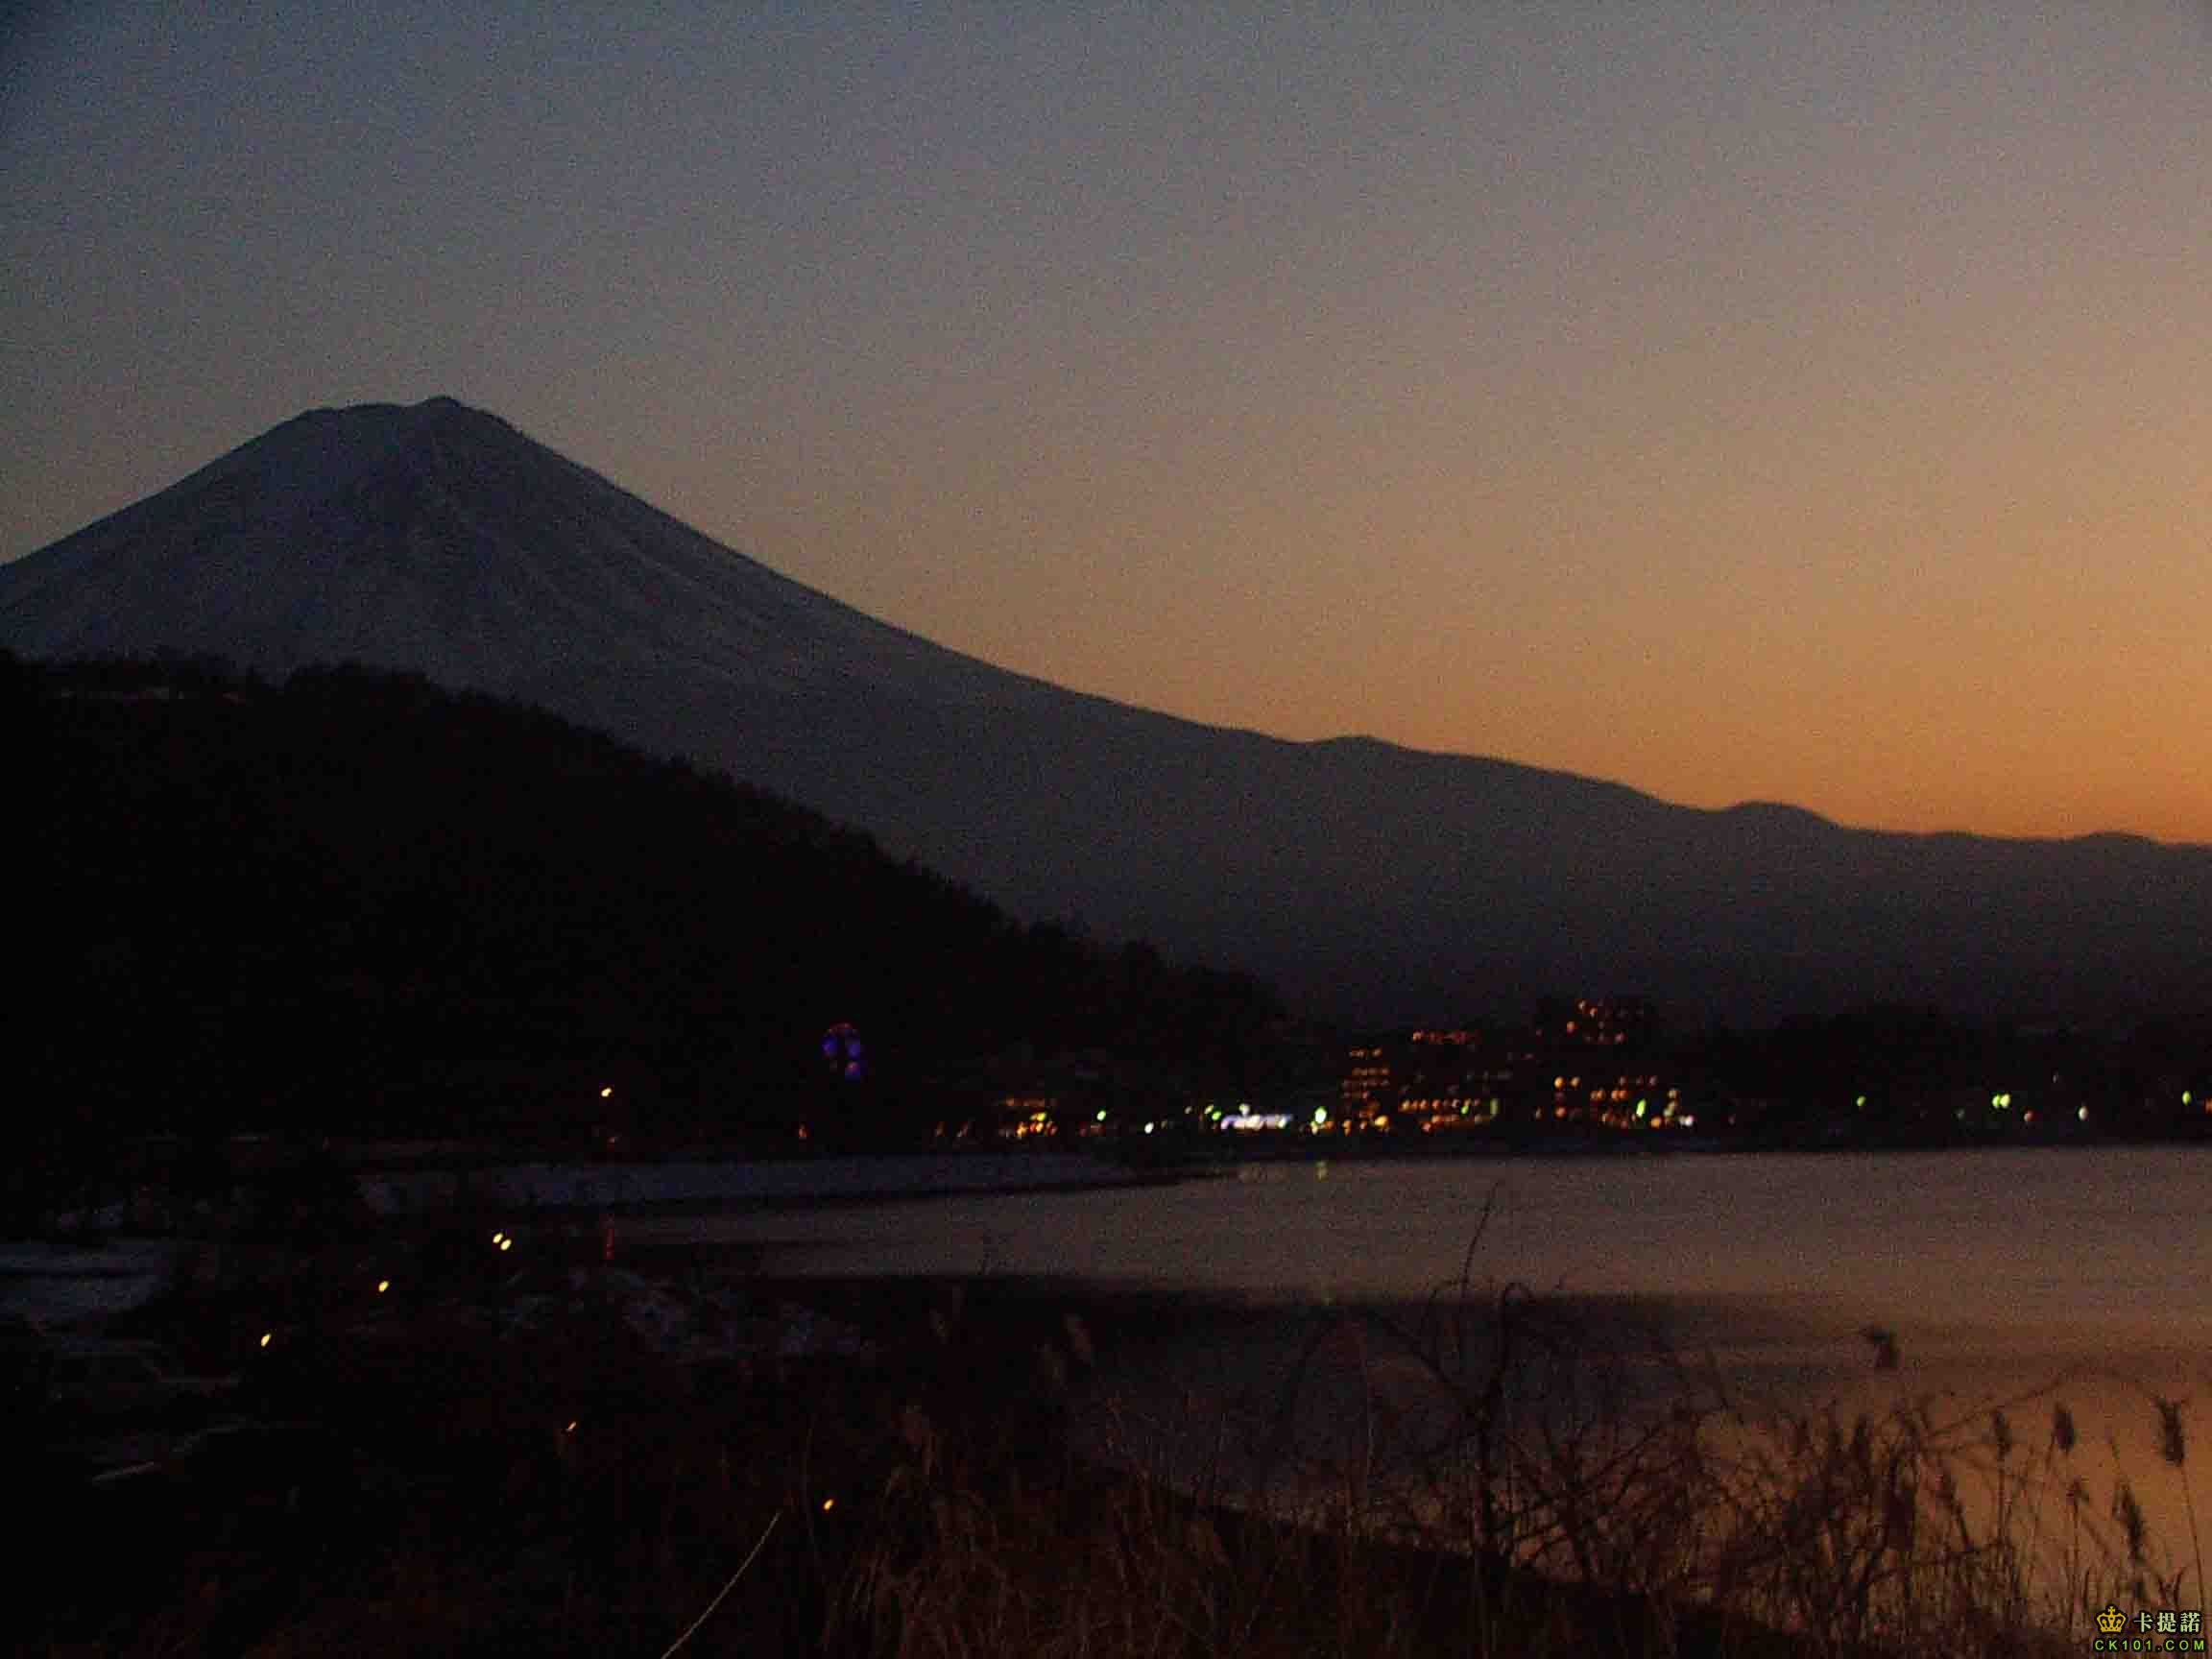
[639,1143,2212,1610]
[18,1144,2206,1623]
[638,1145,2212,1349]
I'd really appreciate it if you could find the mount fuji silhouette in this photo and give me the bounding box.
[7,396,2209,1023]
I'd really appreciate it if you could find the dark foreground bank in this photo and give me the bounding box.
[15,1220,2125,1658]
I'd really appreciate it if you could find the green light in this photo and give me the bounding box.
[1854,1094,1866,1108]
[1312,1107,1329,1126]
[1095,1110,1107,1122]
[1634,1100,1647,1119]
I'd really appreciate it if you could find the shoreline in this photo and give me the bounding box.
[18,1220,2155,1655]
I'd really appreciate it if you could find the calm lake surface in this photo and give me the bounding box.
[646,1142,2212,1577]
[645,1159,2212,1530]
[645,1145,2212,1354]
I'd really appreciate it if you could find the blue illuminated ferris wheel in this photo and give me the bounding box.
[821,1022,865,1082]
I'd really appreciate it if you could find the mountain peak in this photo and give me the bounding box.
[271,395,500,449]
[0,396,923,701]
[10,399,2210,1025]
[193,397,502,524]
[398,394,511,435]
[296,392,470,418]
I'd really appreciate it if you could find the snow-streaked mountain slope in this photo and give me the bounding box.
[9,396,2210,1024]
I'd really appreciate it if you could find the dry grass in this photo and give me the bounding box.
[823,1213,2200,1659]
[26,1216,2208,1658]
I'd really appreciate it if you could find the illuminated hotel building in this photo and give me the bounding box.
[1341,1046,1394,1123]
[1534,996,1657,1051]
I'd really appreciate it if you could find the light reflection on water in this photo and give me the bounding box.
[640,1145,2212,1353]
[637,1145,2212,1610]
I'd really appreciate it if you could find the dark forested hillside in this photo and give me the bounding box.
[7,655,1280,1163]
[18,399,2212,1029]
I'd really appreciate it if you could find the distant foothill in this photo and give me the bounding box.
[6,397,2212,1036]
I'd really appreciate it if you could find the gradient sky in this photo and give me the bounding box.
[6,3,2210,841]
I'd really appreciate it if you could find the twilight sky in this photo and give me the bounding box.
[6,3,2210,841]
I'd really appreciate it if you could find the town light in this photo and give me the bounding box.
[1224,1111,1289,1130]
[376,1279,390,1293]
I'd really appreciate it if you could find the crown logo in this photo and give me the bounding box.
[2098,1603,2128,1634]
